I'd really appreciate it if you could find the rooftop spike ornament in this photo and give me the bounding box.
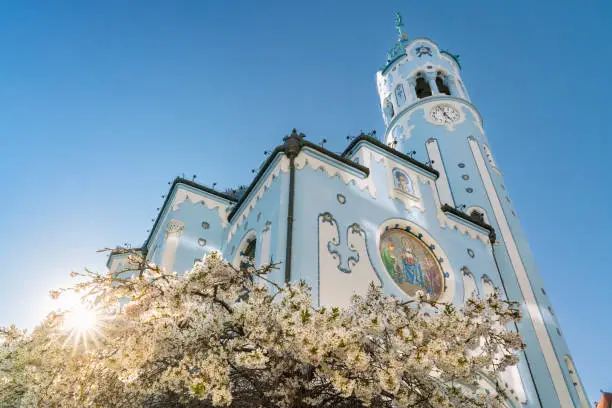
[394,11,407,40]
[385,12,410,65]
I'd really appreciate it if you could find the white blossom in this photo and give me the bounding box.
[0,250,524,407]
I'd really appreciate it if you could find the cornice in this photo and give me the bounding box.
[342,135,439,179]
[380,37,461,75]
[227,135,369,222]
[143,178,236,248]
[106,247,146,268]
[441,204,496,243]
[380,37,442,75]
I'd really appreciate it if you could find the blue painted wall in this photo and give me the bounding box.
[107,31,586,408]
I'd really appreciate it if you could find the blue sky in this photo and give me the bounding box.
[0,0,610,402]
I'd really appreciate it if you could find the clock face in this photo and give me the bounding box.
[430,105,460,125]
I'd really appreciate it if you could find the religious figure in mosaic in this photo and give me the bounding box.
[379,229,444,299]
[381,241,397,278]
[393,169,414,195]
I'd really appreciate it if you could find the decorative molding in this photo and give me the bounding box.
[359,146,435,185]
[383,96,484,139]
[391,122,416,143]
[165,219,185,236]
[461,267,479,301]
[411,172,492,245]
[343,136,439,180]
[386,163,425,213]
[564,355,590,408]
[348,140,491,245]
[232,230,257,268]
[259,222,272,268]
[482,144,503,175]
[320,213,360,274]
[425,138,455,208]
[161,219,184,274]
[318,213,382,307]
[441,204,496,243]
[295,148,375,198]
[227,156,288,243]
[171,188,230,227]
[468,137,573,406]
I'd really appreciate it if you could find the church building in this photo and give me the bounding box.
[107,14,588,408]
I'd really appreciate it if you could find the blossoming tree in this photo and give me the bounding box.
[0,250,524,407]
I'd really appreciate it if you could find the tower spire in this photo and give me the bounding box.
[394,12,407,40]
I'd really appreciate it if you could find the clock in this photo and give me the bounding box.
[430,104,460,125]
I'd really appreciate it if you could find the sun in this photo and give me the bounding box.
[63,303,97,333]
[57,297,106,350]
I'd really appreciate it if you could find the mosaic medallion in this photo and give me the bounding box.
[379,229,444,299]
[415,45,433,57]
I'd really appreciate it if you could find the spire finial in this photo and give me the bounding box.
[394,12,407,40]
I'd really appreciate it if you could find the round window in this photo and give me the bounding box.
[379,229,444,300]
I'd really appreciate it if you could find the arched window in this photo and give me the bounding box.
[395,84,406,106]
[234,231,257,270]
[240,239,256,270]
[436,72,451,95]
[415,74,432,99]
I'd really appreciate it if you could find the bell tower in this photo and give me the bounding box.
[375,13,589,408]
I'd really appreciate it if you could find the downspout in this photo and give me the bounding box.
[285,157,296,283]
[282,129,304,284]
[490,236,543,408]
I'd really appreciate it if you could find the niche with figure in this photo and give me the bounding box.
[392,168,415,195]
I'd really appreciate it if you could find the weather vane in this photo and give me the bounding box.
[394,12,407,40]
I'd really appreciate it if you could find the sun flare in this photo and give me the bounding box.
[56,296,106,350]
[63,303,97,333]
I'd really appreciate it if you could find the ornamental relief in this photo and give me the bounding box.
[165,219,185,236]
[317,212,381,307]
